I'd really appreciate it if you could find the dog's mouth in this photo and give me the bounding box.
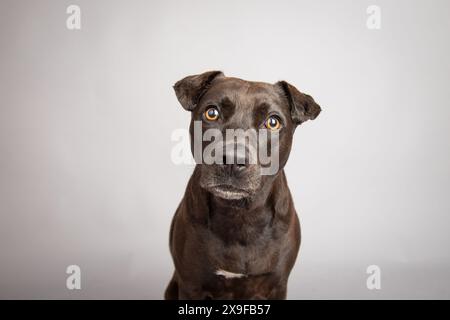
[209,184,251,200]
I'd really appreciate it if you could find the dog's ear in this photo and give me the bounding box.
[276,81,321,125]
[173,71,224,111]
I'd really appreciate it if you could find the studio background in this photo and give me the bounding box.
[1,0,449,299]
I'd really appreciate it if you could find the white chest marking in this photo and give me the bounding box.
[215,269,247,279]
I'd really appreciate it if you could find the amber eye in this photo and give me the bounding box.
[265,116,281,130]
[204,107,219,121]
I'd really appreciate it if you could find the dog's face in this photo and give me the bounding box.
[174,71,321,201]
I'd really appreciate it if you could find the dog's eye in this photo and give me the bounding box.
[204,107,219,121]
[265,116,281,130]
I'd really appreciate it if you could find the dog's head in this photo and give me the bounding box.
[174,71,321,201]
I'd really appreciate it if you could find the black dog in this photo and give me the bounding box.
[165,71,321,299]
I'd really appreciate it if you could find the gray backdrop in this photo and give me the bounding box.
[1,0,449,299]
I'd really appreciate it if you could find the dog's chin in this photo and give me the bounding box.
[208,185,251,200]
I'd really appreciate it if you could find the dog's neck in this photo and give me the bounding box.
[184,166,292,244]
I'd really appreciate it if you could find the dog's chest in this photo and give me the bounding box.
[204,224,281,276]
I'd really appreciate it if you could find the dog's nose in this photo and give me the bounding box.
[222,155,247,171]
[222,145,248,175]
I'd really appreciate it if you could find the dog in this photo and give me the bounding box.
[165,71,321,299]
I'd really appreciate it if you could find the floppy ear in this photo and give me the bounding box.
[173,71,224,111]
[277,81,321,125]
